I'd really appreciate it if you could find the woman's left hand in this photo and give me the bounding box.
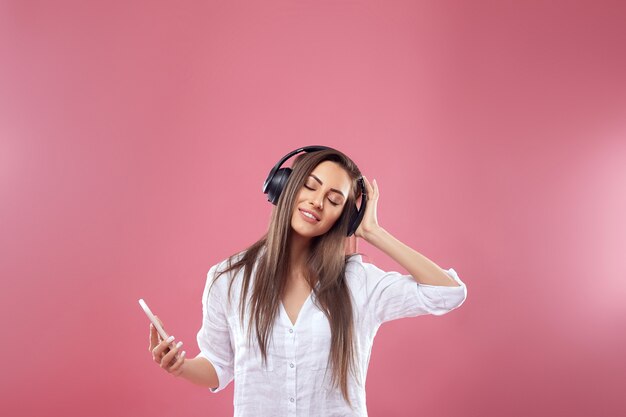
[354,176,381,241]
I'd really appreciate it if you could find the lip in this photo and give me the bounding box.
[299,209,320,223]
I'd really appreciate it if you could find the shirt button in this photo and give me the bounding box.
[290,397,295,403]
[289,329,293,333]
[290,363,294,368]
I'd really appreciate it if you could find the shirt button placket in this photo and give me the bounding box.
[286,326,297,416]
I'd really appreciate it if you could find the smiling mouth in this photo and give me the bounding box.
[299,209,320,222]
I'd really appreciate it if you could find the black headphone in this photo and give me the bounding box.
[262,145,367,237]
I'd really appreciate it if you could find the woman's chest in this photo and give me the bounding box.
[226,294,332,373]
[281,279,314,327]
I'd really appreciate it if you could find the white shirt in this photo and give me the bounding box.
[196,251,468,417]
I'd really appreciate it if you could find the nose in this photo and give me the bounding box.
[311,193,323,210]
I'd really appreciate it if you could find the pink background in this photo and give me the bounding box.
[1,1,625,416]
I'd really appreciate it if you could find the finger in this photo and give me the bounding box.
[170,350,186,375]
[162,341,183,370]
[153,335,175,362]
[365,176,377,199]
[149,323,159,351]
[157,335,175,354]
[366,176,375,195]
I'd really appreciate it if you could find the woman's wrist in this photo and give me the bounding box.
[176,355,217,388]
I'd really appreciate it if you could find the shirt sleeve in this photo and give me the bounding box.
[356,259,468,326]
[196,263,235,393]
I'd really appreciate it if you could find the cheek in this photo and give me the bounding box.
[329,207,344,223]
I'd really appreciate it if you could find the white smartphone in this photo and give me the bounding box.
[138,298,170,341]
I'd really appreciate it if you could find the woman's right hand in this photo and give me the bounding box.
[149,315,186,377]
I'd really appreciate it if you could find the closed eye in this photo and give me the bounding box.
[304,185,340,206]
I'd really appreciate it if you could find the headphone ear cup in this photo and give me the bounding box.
[267,167,292,205]
[346,203,359,237]
[346,178,367,236]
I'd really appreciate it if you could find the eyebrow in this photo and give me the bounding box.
[309,174,346,198]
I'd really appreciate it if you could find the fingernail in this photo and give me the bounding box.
[181,351,186,357]
[176,341,183,349]
[166,335,175,343]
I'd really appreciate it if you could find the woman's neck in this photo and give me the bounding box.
[289,232,311,273]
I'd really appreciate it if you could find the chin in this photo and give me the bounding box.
[291,221,327,239]
[291,225,315,239]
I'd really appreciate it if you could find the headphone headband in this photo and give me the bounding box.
[262,146,332,195]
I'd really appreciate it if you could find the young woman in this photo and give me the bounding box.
[148,146,467,416]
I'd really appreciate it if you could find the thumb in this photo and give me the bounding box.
[149,323,159,350]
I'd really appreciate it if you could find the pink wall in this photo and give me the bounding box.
[1,1,625,416]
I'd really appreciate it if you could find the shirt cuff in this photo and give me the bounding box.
[197,350,233,394]
[415,268,468,312]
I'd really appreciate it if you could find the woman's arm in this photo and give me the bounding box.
[364,226,460,287]
[149,321,219,389]
[355,176,459,287]
[180,355,219,388]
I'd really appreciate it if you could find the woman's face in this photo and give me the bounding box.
[291,160,352,239]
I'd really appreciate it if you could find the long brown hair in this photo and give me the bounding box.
[206,148,366,409]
